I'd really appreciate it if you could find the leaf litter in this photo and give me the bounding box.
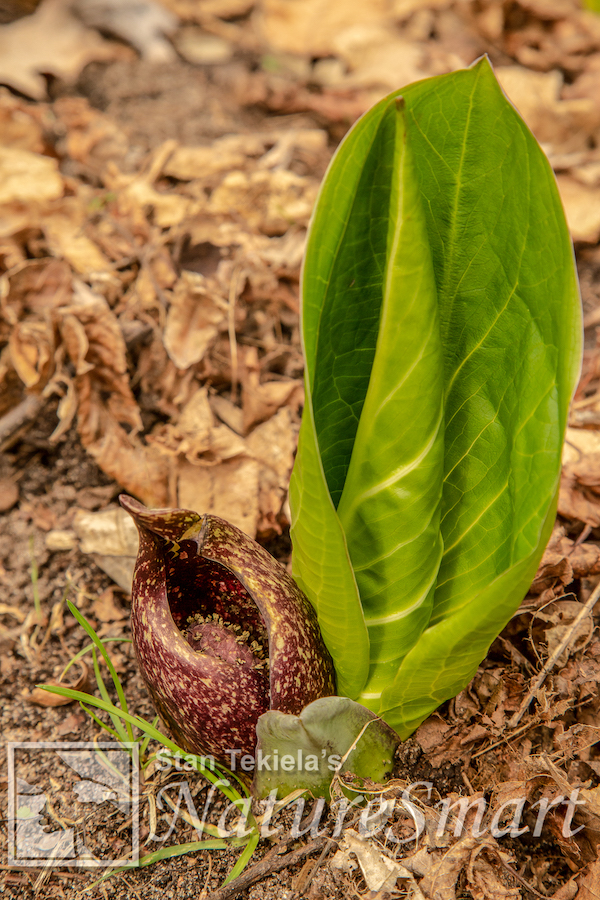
[4,0,600,898]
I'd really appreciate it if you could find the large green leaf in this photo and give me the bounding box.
[289,57,582,736]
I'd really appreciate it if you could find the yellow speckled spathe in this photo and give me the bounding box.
[120,494,336,764]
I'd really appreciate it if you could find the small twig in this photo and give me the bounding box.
[228,266,242,404]
[487,844,550,900]
[573,524,592,547]
[293,837,336,894]
[462,772,475,794]
[0,394,44,450]
[471,721,536,760]
[508,579,600,729]
[208,835,330,900]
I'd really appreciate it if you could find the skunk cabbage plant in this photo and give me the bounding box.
[289,57,582,738]
[120,495,335,764]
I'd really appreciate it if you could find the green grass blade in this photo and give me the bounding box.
[67,600,134,742]
[222,830,260,884]
[140,715,160,759]
[60,637,131,681]
[84,840,232,892]
[90,647,131,744]
[79,702,123,741]
[38,684,245,804]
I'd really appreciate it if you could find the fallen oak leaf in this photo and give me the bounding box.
[530,526,600,597]
[330,828,416,894]
[559,462,600,527]
[241,345,302,433]
[163,273,229,370]
[0,145,62,205]
[0,0,124,100]
[92,587,127,623]
[26,662,90,707]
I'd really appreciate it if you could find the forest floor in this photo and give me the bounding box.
[3,0,600,897]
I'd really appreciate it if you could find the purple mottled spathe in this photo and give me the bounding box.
[120,495,336,763]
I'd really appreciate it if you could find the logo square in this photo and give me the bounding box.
[7,742,140,868]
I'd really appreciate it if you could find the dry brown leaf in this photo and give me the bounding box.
[8,320,54,389]
[0,146,63,207]
[330,829,414,894]
[1,260,73,405]
[164,134,268,181]
[420,835,483,900]
[564,427,600,460]
[393,0,454,17]
[92,587,127,622]
[530,554,573,597]
[0,259,72,323]
[246,406,296,536]
[517,0,582,19]
[243,377,302,433]
[208,168,319,236]
[52,96,129,170]
[0,0,123,100]
[163,129,327,184]
[122,177,194,229]
[45,529,77,550]
[540,600,593,666]
[496,66,600,155]
[530,527,600,596]
[26,663,89,707]
[575,855,600,899]
[0,89,45,153]
[107,146,198,229]
[163,0,253,18]
[556,175,600,244]
[414,715,452,756]
[148,388,247,464]
[559,431,600,524]
[60,283,142,433]
[72,0,178,63]
[241,345,302,433]
[255,0,392,57]
[559,465,600,526]
[85,419,171,509]
[570,540,600,577]
[210,393,244,434]
[74,507,139,558]
[332,28,430,92]
[164,271,228,369]
[466,845,520,900]
[552,879,579,900]
[177,456,260,536]
[43,209,113,277]
[52,283,172,506]
[174,27,234,65]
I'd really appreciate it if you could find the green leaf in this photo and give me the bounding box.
[336,99,445,702]
[253,697,399,799]
[289,404,368,699]
[290,57,582,737]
